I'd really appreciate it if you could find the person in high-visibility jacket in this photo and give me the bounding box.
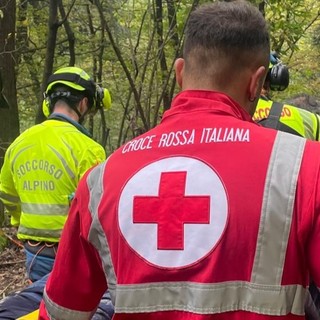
[254,97,320,141]
[255,55,320,319]
[0,66,111,282]
[39,2,320,320]
[254,53,320,141]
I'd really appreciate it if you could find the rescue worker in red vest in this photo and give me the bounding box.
[39,2,320,319]
[0,66,111,282]
[253,53,320,140]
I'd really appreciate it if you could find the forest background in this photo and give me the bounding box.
[0,0,319,295]
[0,0,320,233]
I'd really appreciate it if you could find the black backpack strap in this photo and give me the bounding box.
[276,122,303,137]
[258,101,303,137]
[258,101,284,130]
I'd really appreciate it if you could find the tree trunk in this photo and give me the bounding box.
[35,0,60,124]
[155,0,170,112]
[59,0,76,66]
[16,0,42,111]
[0,0,20,168]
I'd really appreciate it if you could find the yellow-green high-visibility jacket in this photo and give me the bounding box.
[253,97,320,141]
[0,118,106,242]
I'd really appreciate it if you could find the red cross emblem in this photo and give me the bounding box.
[133,171,210,250]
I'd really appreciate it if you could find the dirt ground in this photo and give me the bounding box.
[0,227,29,299]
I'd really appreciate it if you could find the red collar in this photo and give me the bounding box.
[162,90,254,123]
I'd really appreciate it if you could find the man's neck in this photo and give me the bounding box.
[53,103,80,122]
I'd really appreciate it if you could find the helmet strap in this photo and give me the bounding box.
[73,105,83,122]
[77,97,91,124]
[78,108,89,124]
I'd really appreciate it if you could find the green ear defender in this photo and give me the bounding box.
[42,95,51,118]
[42,87,111,118]
[96,87,111,111]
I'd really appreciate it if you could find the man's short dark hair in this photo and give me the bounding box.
[183,1,270,78]
[50,85,85,111]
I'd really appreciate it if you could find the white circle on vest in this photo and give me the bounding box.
[118,156,228,268]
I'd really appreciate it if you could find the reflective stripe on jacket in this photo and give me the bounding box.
[40,91,320,319]
[254,98,320,141]
[0,119,106,242]
[85,132,307,316]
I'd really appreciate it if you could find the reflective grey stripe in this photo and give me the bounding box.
[251,132,305,285]
[0,191,20,203]
[86,135,306,316]
[21,202,69,215]
[86,158,117,302]
[62,138,79,168]
[43,288,94,320]
[11,145,33,172]
[19,225,62,238]
[115,281,306,315]
[301,111,316,140]
[48,144,76,180]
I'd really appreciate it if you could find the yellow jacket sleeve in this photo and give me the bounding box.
[78,144,106,180]
[0,147,21,226]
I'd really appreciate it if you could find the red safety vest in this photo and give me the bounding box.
[40,90,320,320]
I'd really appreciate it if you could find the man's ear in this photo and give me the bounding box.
[79,97,89,115]
[248,66,267,102]
[174,58,185,89]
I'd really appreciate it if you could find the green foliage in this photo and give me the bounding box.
[12,0,320,153]
[262,0,320,103]
[264,0,318,55]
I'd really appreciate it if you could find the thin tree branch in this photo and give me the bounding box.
[93,0,148,130]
